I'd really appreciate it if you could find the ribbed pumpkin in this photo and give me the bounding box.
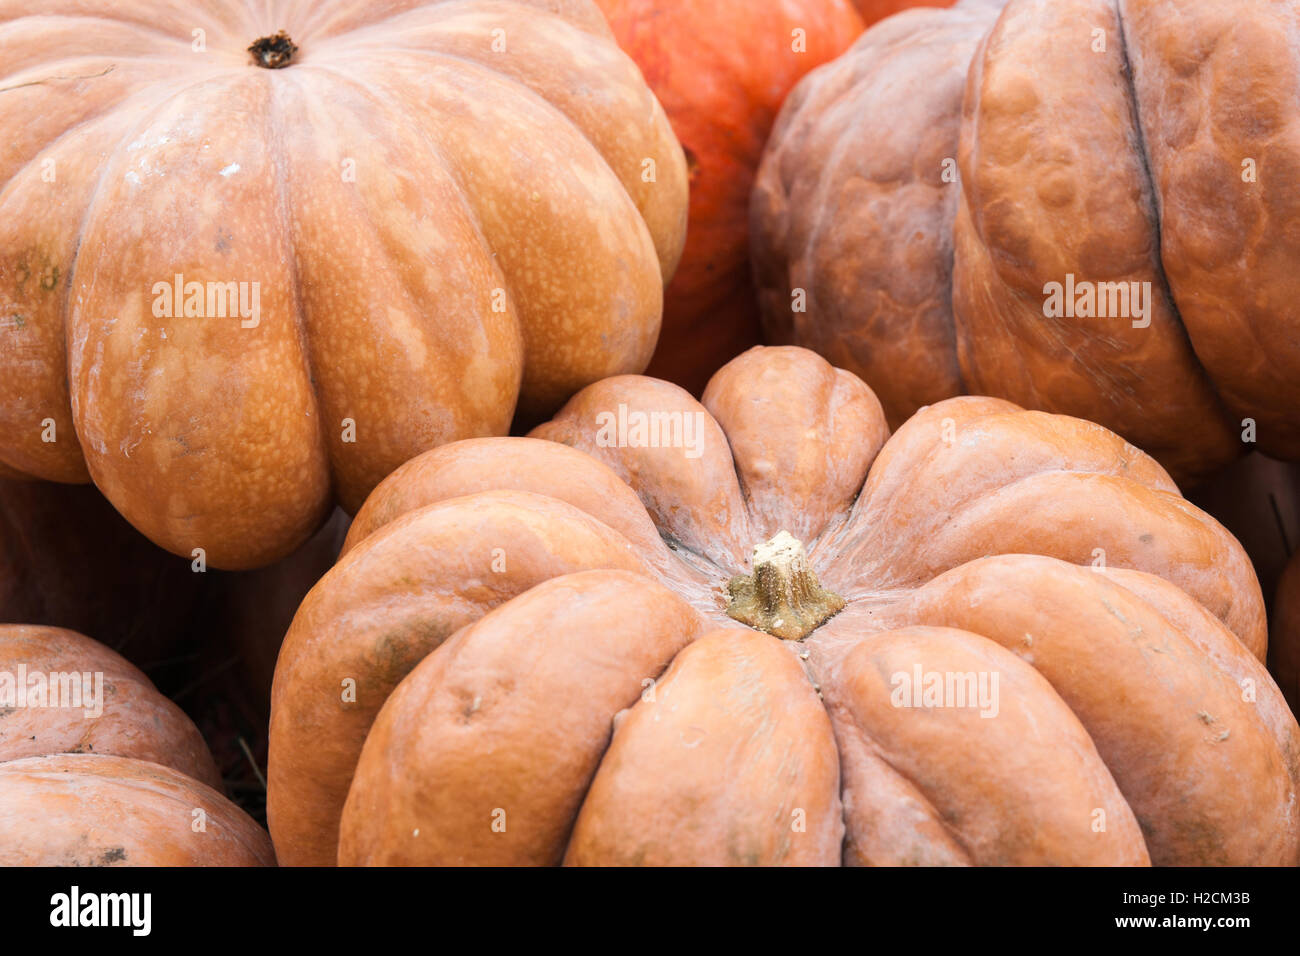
[591,0,866,394]
[0,0,687,569]
[752,0,1300,482]
[268,346,1297,866]
[0,625,274,865]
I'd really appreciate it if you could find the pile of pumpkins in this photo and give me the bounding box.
[1,0,1298,867]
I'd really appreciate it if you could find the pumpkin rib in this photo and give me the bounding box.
[337,569,707,866]
[0,71,217,481]
[331,47,665,422]
[831,704,976,866]
[867,469,1265,651]
[563,627,844,866]
[821,623,1151,866]
[342,3,685,278]
[950,0,1241,480]
[701,345,889,544]
[269,491,663,866]
[531,375,755,563]
[270,61,523,511]
[339,437,687,583]
[1102,566,1300,793]
[1116,0,1300,454]
[70,71,335,567]
[870,555,1299,865]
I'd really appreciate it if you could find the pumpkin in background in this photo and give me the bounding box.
[268,346,1296,866]
[0,0,687,569]
[592,0,867,395]
[752,0,1300,483]
[0,625,274,865]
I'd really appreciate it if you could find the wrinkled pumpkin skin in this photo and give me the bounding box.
[752,0,1300,481]
[0,0,687,569]
[592,0,865,395]
[0,625,275,866]
[268,346,1297,867]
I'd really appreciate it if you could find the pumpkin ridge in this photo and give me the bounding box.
[345,37,677,279]
[828,693,977,864]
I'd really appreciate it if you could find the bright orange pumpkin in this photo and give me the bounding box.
[592,0,866,394]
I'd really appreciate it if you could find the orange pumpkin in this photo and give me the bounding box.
[268,346,1296,866]
[0,625,274,865]
[0,0,687,569]
[592,0,866,395]
[752,0,1300,482]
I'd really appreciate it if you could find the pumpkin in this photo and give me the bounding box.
[0,624,274,865]
[591,0,865,395]
[1275,552,1300,717]
[751,0,1300,482]
[268,345,1297,866]
[0,0,687,569]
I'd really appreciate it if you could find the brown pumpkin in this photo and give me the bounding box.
[0,0,687,569]
[0,624,274,865]
[268,345,1296,866]
[751,0,1300,482]
[591,0,865,395]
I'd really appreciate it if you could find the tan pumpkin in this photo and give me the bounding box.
[268,346,1296,866]
[751,0,1300,482]
[0,625,274,865]
[0,0,687,569]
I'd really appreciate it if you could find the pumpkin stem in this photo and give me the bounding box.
[249,31,298,69]
[725,531,845,641]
